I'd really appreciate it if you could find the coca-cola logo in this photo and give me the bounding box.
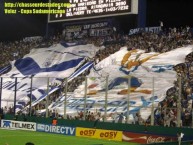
[147,136,165,143]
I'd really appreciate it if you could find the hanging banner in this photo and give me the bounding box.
[129,26,161,35]
[63,21,113,39]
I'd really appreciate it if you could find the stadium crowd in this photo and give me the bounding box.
[0,40,38,68]
[0,26,193,128]
[153,51,193,127]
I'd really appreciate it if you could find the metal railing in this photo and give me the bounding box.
[0,75,192,128]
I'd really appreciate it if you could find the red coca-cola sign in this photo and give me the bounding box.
[122,132,177,144]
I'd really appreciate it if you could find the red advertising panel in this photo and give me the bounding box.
[122,132,177,144]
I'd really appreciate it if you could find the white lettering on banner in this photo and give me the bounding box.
[50,98,130,113]
[66,28,82,32]
[90,28,111,36]
[1,120,36,131]
[44,125,75,134]
[128,28,141,35]
[65,22,109,33]
[37,124,45,130]
[83,22,108,30]
[69,128,75,134]
[129,26,161,35]
[148,27,161,33]
[63,22,110,38]
[23,36,42,42]
[90,22,108,29]
[147,136,165,143]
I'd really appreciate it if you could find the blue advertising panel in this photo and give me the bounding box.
[36,124,76,136]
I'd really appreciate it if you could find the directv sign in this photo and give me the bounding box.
[1,120,36,131]
[37,124,75,136]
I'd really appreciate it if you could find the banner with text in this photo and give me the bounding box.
[63,21,113,39]
[76,127,122,141]
[1,120,36,131]
[122,132,177,144]
[129,26,161,35]
[36,124,75,136]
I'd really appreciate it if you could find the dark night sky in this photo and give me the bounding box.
[146,0,193,28]
[0,0,47,41]
[0,0,193,41]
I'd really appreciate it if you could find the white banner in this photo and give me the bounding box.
[1,120,36,131]
[1,43,99,110]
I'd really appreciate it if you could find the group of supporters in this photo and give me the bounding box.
[64,27,193,126]
[0,35,61,74]
[153,51,193,127]
[0,26,193,128]
[0,40,37,68]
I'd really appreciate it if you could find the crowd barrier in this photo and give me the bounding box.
[1,117,193,144]
[3,114,193,137]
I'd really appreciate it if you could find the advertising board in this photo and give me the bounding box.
[1,119,36,131]
[122,132,177,144]
[76,127,122,141]
[36,124,76,136]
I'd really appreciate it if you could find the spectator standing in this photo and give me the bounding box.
[118,113,124,123]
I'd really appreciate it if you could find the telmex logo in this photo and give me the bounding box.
[100,131,117,139]
[2,120,35,130]
[80,129,96,136]
[2,120,11,127]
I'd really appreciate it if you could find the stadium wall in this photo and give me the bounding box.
[3,114,193,144]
